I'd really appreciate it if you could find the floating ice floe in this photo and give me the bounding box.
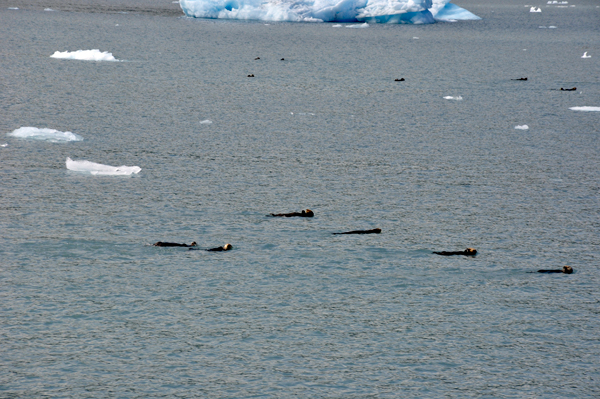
[1,143,8,147]
[44,8,55,11]
[200,119,213,124]
[179,0,480,24]
[569,106,600,112]
[346,23,369,28]
[443,96,463,101]
[8,127,83,142]
[50,49,118,62]
[515,125,529,130]
[66,157,141,176]
[8,7,18,10]
[582,52,591,58]
[332,24,342,27]
[530,7,542,12]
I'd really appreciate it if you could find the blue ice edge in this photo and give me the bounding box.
[179,0,481,24]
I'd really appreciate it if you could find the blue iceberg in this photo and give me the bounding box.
[179,0,480,24]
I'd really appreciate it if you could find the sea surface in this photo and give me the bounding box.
[1,0,599,397]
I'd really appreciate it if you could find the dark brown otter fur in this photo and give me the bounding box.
[206,243,233,252]
[433,248,477,256]
[538,266,573,274]
[333,228,381,235]
[270,209,314,217]
[560,87,576,91]
[154,241,197,247]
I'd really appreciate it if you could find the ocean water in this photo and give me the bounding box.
[1,0,600,397]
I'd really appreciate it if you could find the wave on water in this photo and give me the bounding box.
[569,106,600,112]
[66,158,142,176]
[179,0,480,24]
[50,49,118,62]
[8,127,83,142]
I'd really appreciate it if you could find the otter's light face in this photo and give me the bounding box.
[466,248,477,254]
[224,243,232,251]
[191,242,197,246]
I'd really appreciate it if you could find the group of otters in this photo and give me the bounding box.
[153,209,573,274]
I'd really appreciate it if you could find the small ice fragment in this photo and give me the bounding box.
[530,7,542,12]
[1,143,8,147]
[66,157,141,175]
[44,8,55,11]
[548,26,556,28]
[443,96,463,101]
[8,7,18,10]
[332,24,342,27]
[582,52,591,58]
[200,119,212,124]
[8,127,83,142]
[51,49,118,62]
[515,125,529,130]
[569,106,600,112]
[346,23,369,28]
[413,37,419,39]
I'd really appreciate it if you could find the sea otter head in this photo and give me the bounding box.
[223,243,232,251]
[190,242,197,246]
[465,248,477,255]
[305,209,314,217]
[562,265,573,274]
[373,228,382,233]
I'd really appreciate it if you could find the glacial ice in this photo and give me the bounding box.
[50,50,118,62]
[66,157,142,176]
[8,127,83,142]
[179,0,480,24]
[569,106,600,112]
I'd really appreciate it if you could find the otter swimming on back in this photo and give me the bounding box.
[433,248,477,256]
[153,241,197,247]
[537,266,573,274]
[206,243,233,252]
[270,209,314,217]
[333,228,381,235]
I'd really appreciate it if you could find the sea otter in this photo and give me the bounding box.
[270,209,314,217]
[333,228,381,235]
[154,241,197,247]
[560,87,576,91]
[395,78,405,82]
[537,265,573,274]
[206,243,233,252]
[433,248,477,256]
[512,77,528,81]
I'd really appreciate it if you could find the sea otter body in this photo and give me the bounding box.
[154,241,197,247]
[271,209,314,217]
[538,266,573,274]
[333,228,381,235]
[206,243,233,252]
[433,248,477,256]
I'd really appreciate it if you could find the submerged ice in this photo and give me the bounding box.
[179,0,480,24]
[8,127,83,142]
[66,157,141,176]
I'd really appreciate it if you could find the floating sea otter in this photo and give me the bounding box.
[537,265,573,274]
[270,209,314,217]
[333,228,381,235]
[433,248,477,256]
[512,77,528,81]
[394,78,405,82]
[189,243,233,252]
[560,87,576,91]
[154,241,197,247]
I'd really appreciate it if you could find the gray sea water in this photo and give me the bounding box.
[1,0,600,397]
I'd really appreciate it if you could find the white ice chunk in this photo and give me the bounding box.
[8,7,19,9]
[431,2,481,21]
[582,52,591,58]
[50,49,118,62]
[1,143,8,147]
[8,127,83,142]
[530,7,541,12]
[346,23,369,28]
[179,0,480,24]
[515,125,529,130]
[44,8,55,11]
[200,119,213,124]
[443,96,463,100]
[332,24,342,27]
[66,157,141,175]
[569,106,600,112]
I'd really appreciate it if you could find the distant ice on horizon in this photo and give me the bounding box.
[569,106,600,112]
[66,158,142,176]
[8,127,83,142]
[179,0,480,24]
[50,49,118,62]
